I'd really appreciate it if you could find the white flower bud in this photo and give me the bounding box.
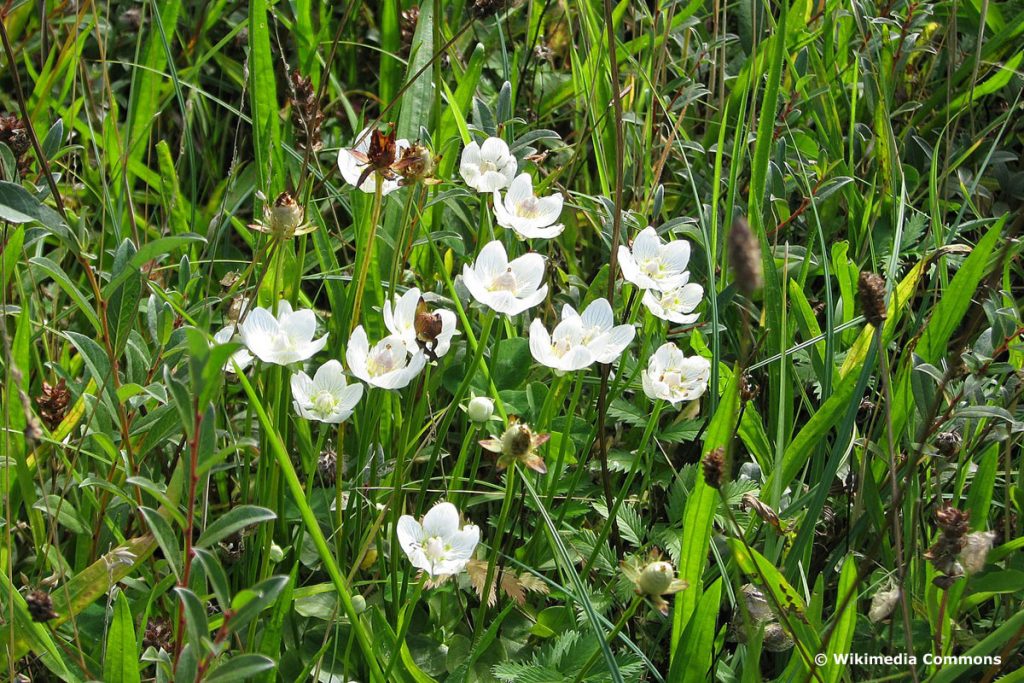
[637,561,675,596]
[467,396,495,424]
[351,594,366,613]
[269,542,284,563]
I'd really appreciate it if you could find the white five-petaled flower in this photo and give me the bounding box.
[641,342,711,405]
[239,301,329,366]
[460,137,517,192]
[383,287,458,359]
[396,502,480,578]
[346,325,426,390]
[618,226,693,291]
[641,281,704,325]
[493,173,564,239]
[529,298,635,372]
[462,240,547,316]
[337,127,410,195]
[213,325,254,373]
[290,360,363,424]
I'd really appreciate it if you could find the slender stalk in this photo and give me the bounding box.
[349,177,385,334]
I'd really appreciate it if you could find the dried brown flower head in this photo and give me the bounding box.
[26,590,58,622]
[935,431,961,458]
[702,447,726,489]
[857,271,887,327]
[36,379,70,431]
[392,142,438,185]
[290,70,324,152]
[318,447,338,486]
[143,617,173,651]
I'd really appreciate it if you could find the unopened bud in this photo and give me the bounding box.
[637,561,675,595]
[467,396,494,424]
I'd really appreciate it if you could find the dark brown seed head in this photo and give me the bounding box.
[935,431,962,458]
[289,70,324,152]
[26,590,58,622]
[857,271,887,327]
[35,379,70,431]
[143,617,173,651]
[935,505,970,537]
[727,216,763,295]
[318,448,338,486]
[739,374,759,403]
[702,447,726,489]
[469,0,508,20]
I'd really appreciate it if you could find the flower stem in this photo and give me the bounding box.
[349,176,385,334]
[382,573,428,682]
[473,463,519,636]
[581,400,664,578]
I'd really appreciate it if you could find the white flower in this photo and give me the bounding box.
[641,342,710,405]
[345,325,426,390]
[239,301,329,366]
[529,298,634,372]
[213,325,254,373]
[460,137,517,192]
[337,127,410,195]
[462,240,547,316]
[641,282,703,324]
[618,226,693,291]
[493,173,564,239]
[383,287,458,359]
[290,360,363,423]
[396,502,480,578]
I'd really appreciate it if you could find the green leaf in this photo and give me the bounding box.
[205,654,276,682]
[248,0,282,192]
[0,180,67,232]
[196,505,276,548]
[671,578,722,683]
[105,239,143,358]
[823,557,857,683]
[103,592,141,683]
[917,219,1003,363]
[672,369,740,652]
[31,256,102,334]
[175,587,210,650]
[493,337,532,390]
[140,507,182,579]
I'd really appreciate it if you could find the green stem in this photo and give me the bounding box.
[382,573,428,682]
[349,176,385,334]
[473,463,519,636]
[233,367,385,683]
[581,400,664,578]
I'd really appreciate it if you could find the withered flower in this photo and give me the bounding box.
[479,420,550,473]
[26,590,58,622]
[36,379,71,431]
[621,549,688,616]
[249,192,316,239]
[392,142,439,186]
[858,271,887,328]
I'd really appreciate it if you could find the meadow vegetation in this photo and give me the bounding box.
[1,0,1022,681]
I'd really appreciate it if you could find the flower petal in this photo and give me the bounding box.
[421,502,460,537]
